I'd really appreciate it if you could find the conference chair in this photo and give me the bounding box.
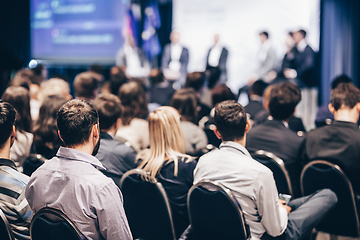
[252,150,293,196]
[0,208,14,240]
[119,169,177,240]
[301,160,360,237]
[30,207,86,240]
[187,180,251,240]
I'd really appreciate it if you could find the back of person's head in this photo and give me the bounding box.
[331,74,352,90]
[38,78,71,103]
[211,84,236,107]
[9,69,33,90]
[33,95,67,151]
[92,93,122,130]
[73,72,98,99]
[170,88,198,123]
[185,72,205,93]
[269,81,301,121]
[89,64,103,75]
[260,31,269,38]
[262,85,275,109]
[298,29,307,38]
[57,99,99,147]
[1,86,32,133]
[31,64,46,85]
[0,102,17,149]
[139,106,186,180]
[330,83,360,111]
[110,66,128,95]
[118,81,148,125]
[250,80,268,97]
[214,100,247,141]
[149,69,164,85]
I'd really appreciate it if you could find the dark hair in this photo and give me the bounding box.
[73,72,98,99]
[211,84,236,107]
[214,100,247,141]
[171,88,198,123]
[260,31,269,38]
[298,29,307,38]
[110,66,128,95]
[2,86,32,132]
[89,64,103,75]
[57,99,99,147]
[149,69,164,85]
[250,80,268,97]
[118,81,148,125]
[0,102,17,148]
[331,83,360,111]
[33,95,68,154]
[269,81,301,120]
[185,72,205,92]
[331,74,352,90]
[92,93,122,130]
[9,69,33,90]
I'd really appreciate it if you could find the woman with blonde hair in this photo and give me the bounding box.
[138,106,197,238]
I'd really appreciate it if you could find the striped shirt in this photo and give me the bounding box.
[0,158,32,240]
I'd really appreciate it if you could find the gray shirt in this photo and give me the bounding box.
[193,141,287,240]
[25,146,132,240]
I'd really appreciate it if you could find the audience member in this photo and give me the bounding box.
[109,66,128,95]
[93,93,137,187]
[244,80,267,120]
[73,71,99,102]
[2,86,33,170]
[149,68,175,106]
[171,88,208,156]
[116,81,149,152]
[138,106,196,238]
[205,34,228,86]
[211,84,236,107]
[246,82,305,197]
[162,30,189,85]
[0,102,32,240]
[184,72,211,122]
[25,99,132,240]
[194,100,337,240]
[37,78,72,103]
[254,84,306,134]
[315,74,352,127]
[303,83,360,194]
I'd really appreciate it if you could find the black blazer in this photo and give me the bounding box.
[206,47,228,72]
[246,119,305,197]
[161,43,189,75]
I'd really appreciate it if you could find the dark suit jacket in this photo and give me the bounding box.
[303,121,360,194]
[245,100,264,120]
[161,43,189,77]
[96,132,137,187]
[206,47,228,71]
[246,119,305,197]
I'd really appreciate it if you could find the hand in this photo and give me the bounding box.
[279,199,292,215]
[267,70,277,81]
[284,68,297,79]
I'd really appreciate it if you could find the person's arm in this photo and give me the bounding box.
[161,45,170,70]
[95,183,133,240]
[256,168,288,237]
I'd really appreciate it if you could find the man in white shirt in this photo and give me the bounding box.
[161,30,189,86]
[194,100,337,240]
[206,34,228,87]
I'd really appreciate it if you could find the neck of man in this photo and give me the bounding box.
[0,140,11,159]
[70,142,94,155]
[232,136,246,148]
[334,108,359,124]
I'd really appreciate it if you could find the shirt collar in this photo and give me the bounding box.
[56,146,106,170]
[267,117,289,128]
[297,39,307,52]
[0,158,17,170]
[219,141,252,158]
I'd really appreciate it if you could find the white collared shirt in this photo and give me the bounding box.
[296,39,307,52]
[258,40,272,62]
[194,141,288,240]
[208,44,223,67]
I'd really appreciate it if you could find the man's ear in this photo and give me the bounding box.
[355,102,360,112]
[115,118,122,130]
[213,126,222,140]
[10,125,16,147]
[328,103,336,115]
[93,124,100,140]
[58,130,65,143]
[245,119,251,133]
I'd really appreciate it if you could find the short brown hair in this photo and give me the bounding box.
[73,72,98,99]
[331,83,360,111]
[92,93,122,130]
[170,88,198,123]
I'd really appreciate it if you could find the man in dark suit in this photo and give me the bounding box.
[205,34,228,88]
[93,93,137,187]
[246,81,305,197]
[244,80,267,120]
[303,83,360,194]
[161,30,189,86]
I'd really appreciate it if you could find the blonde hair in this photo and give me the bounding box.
[138,106,190,180]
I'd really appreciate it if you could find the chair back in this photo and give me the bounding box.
[119,169,176,240]
[30,207,86,240]
[0,208,14,240]
[187,180,250,240]
[301,160,360,237]
[252,150,293,196]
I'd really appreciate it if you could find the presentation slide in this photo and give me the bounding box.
[31,0,128,64]
[173,0,320,91]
